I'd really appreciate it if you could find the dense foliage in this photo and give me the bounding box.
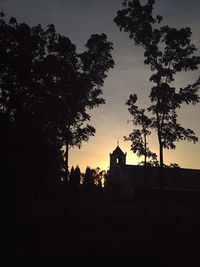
[115,0,200,167]
[0,12,114,216]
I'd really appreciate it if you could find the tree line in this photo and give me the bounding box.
[65,166,108,194]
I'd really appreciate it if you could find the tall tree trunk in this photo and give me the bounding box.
[159,139,165,224]
[65,139,69,182]
[143,167,149,224]
[159,140,164,168]
[144,133,148,223]
[144,133,147,167]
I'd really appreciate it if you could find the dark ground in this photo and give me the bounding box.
[1,194,200,267]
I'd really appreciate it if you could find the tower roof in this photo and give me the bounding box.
[111,145,125,156]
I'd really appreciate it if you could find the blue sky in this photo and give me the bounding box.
[1,0,200,171]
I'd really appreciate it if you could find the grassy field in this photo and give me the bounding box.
[2,195,200,266]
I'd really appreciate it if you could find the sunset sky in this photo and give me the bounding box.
[2,0,200,172]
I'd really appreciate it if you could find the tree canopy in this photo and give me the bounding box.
[0,12,114,202]
[115,0,200,167]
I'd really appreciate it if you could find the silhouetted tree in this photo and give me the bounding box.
[64,33,114,179]
[169,163,180,168]
[124,93,157,166]
[137,159,159,167]
[92,168,101,189]
[0,12,114,193]
[67,166,81,192]
[0,14,65,182]
[98,170,106,188]
[115,0,200,222]
[0,12,114,219]
[114,0,200,168]
[124,93,158,223]
[82,167,94,193]
[73,166,81,191]
[68,166,75,183]
[103,171,109,188]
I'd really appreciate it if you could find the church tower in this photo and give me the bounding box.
[109,143,127,169]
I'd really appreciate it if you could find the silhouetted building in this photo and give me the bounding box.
[110,144,126,169]
[108,144,200,200]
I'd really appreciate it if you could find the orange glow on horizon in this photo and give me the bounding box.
[68,144,141,173]
[66,125,200,174]
[68,140,200,173]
